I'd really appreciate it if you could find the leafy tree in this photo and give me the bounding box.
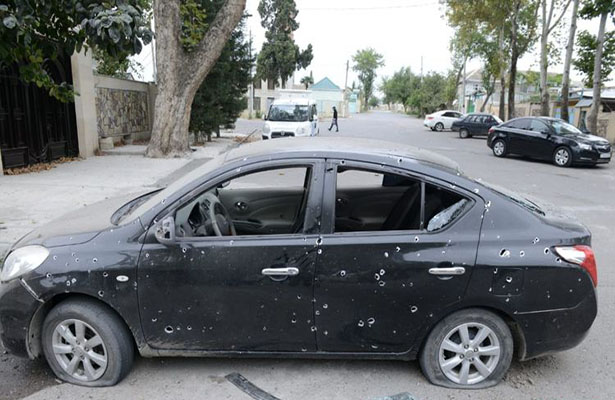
[189,3,253,143]
[0,1,153,101]
[256,0,313,88]
[573,30,615,86]
[577,0,615,133]
[368,96,380,108]
[380,67,419,112]
[408,72,449,116]
[145,0,246,157]
[300,73,313,89]
[352,48,384,112]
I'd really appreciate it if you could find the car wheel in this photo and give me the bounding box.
[492,139,507,157]
[553,146,572,167]
[435,122,444,132]
[459,129,469,139]
[419,308,513,389]
[42,298,134,387]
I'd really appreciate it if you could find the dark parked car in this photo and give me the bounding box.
[452,113,503,139]
[487,117,612,167]
[0,138,597,389]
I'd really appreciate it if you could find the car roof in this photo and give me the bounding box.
[224,137,461,172]
[271,97,314,106]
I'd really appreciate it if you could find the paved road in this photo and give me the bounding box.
[4,111,615,399]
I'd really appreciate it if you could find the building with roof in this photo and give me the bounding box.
[310,77,344,118]
[570,88,615,143]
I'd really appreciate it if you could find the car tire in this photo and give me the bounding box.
[435,122,444,132]
[553,146,572,167]
[459,129,469,139]
[419,308,513,389]
[42,298,134,387]
[492,139,507,158]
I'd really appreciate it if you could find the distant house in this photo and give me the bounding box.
[571,88,615,143]
[310,77,344,118]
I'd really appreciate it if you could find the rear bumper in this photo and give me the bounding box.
[515,290,597,360]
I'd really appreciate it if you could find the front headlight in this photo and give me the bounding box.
[1,245,49,283]
[262,124,270,134]
[578,143,592,151]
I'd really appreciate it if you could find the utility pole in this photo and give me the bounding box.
[344,60,349,89]
[151,15,157,83]
[420,55,423,81]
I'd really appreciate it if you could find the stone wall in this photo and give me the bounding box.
[94,75,155,140]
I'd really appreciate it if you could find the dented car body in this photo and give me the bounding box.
[0,138,598,388]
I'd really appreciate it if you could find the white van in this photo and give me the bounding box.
[262,98,319,139]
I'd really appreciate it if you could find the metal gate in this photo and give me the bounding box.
[0,56,78,169]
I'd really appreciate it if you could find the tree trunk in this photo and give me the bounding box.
[508,0,521,120]
[216,126,221,138]
[146,0,246,158]
[539,0,550,116]
[587,11,608,134]
[480,76,496,112]
[561,0,579,123]
[499,74,506,120]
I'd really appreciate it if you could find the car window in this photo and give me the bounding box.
[174,166,312,238]
[443,112,454,117]
[529,119,549,132]
[504,118,529,130]
[465,116,475,123]
[550,119,584,135]
[453,112,462,118]
[333,167,469,233]
[476,116,486,124]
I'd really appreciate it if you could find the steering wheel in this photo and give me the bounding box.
[202,193,237,236]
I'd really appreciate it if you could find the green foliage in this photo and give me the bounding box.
[380,67,419,111]
[189,3,253,140]
[256,0,313,88]
[579,0,615,20]
[408,72,449,116]
[368,96,380,108]
[93,47,143,79]
[0,1,153,102]
[352,48,384,111]
[573,30,615,86]
[180,0,208,52]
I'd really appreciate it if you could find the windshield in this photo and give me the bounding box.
[550,119,583,135]
[268,105,310,122]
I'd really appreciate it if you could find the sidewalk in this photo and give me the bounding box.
[0,139,238,257]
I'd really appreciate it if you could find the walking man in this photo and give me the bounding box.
[328,106,339,132]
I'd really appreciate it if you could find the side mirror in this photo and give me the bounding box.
[262,114,267,121]
[155,216,176,245]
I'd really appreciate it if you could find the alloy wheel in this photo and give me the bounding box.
[435,123,444,132]
[438,322,501,385]
[52,319,108,382]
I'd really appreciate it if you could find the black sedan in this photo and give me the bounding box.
[487,117,612,167]
[452,113,503,139]
[0,138,598,389]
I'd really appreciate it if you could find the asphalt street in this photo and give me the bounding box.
[2,111,615,400]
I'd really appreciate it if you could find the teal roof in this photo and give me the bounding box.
[311,77,341,91]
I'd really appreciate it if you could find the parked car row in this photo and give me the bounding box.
[424,109,611,168]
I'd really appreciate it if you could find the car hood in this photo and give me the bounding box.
[11,192,148,250]
[567,132,609,146]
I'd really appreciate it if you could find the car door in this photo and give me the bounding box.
[313,160,483,353]
[504,118,531,154]
[524,119,554,159]
[441,112,455,129]
[137,159,325,352]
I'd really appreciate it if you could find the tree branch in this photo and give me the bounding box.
[183,0,246,93]
[548,0,572,34]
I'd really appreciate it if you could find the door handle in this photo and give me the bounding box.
[261,267,300,276]
[428,266,466,276]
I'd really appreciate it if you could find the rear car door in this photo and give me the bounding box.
[138,160,325,352]
[525,119,554,159]
[313,160,483,353]
[504,118,531,154]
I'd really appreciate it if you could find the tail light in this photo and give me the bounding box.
[488,127,495,134]
[554,245,597,287]
[427,116,433,120]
